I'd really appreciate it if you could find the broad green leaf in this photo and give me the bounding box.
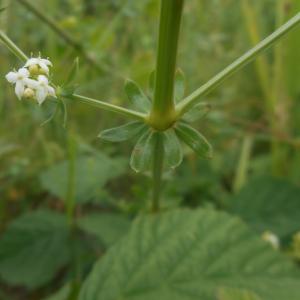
[148,70,156,97]
[98,121,146,142]
[78,213,131,246]
[175,122,213,158]
[229,177,300,239]
[65,57,79,86]
[217,287,262,300]
[130,128,154,172]
[79,209,300,300]
[183,102,211,122]
[163,129,183,169]
[0,210,70,289]
[40,153,127,203]
[174,68,186,103]
[124,79,151,112]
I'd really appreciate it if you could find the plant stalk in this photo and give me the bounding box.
[176,12,300,115]
[149,0,184,130]
[70,94,146,121]
[152,133,164,212]
[150,0,184,212]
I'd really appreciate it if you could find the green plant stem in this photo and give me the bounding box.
[66,135,77,226]
[177,12,300,115]
[16,0,117,76]
[149,0,184,130]
[233,135,253,192]
[0,30,28,61]
[152,133,164,212]
[70,94,146,121]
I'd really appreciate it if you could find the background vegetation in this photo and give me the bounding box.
[0,0,300,299]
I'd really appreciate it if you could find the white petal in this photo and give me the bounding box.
[36,87,48,105]
[47,85,56,97]
[5,72,18,83]
[15,81,25,99]
[25,78,39,89]
[18,68,29,78]
[38,75,49,85]
[41,58,52,66]
[39,62,49,74]
[25,58,39,67]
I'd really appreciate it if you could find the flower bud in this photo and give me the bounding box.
[23,88,35,99]
[29,64,40,76]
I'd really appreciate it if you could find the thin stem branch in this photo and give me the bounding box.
[152,133,164,213]
[0,30,28,61]
[70,94,147,121]
[177,12,300,115]
[17,0,115,75]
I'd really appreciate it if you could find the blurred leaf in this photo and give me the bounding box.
[40,153,127,203]
[65,57,80,86]
[217,287,262,300]
[99,121,146,142]
[174,68,186,103]
[229,177,300,239]
[79,209,300,300]
[124,79,151,112]
[163,129,183,169]
[44,284,72,300]
[78,213,131,246]
[175,122,213,159]
[130,128,154,172]
[0,7,7,13]
[0,210,70,289]
[0,140,19,158]
[182,102,212,122]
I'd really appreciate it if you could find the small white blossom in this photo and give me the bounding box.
[5,68,32,99]
[25,57,52,74]
[35,75,56,105]
[262,231,280,250]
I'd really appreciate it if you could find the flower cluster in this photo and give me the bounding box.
[5,57,56,105]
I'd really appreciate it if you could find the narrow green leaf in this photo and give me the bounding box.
[163,129,183,169]
[98,121,146,142]
[174,68,186,103]
[0,7,7,13]
[148,70,156,97]
[217,287,262,300]
[124,79,151,112]
[182,102,211,122]
[130,128,154,172]
[175,122,213,158]
[65,57,79,86]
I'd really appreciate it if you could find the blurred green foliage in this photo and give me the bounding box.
[0,0,300,299]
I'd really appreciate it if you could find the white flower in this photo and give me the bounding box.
[25,57,53,74]
[262,231,280,250]
[34,75,56,105]
[5,68,31,99]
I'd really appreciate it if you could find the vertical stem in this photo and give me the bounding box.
[233,135,253,192]
[150,0,184,212]
[150,0,184,130]
[66,135,77,226]
[152,133,164,212]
